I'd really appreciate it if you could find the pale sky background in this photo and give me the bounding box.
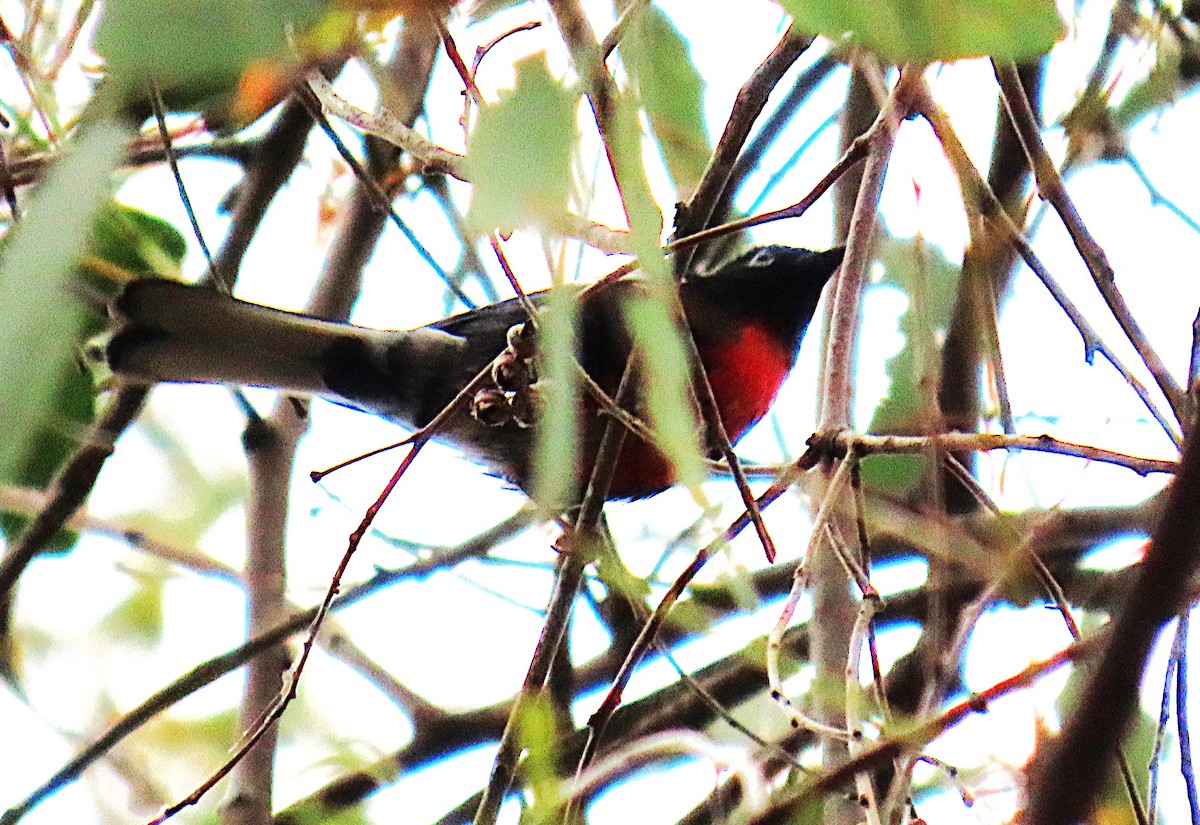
[2,0,1199,822]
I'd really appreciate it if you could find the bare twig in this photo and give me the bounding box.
[994,60,1185,423]
[434,15,484,106]
[599,0,649,59]
[474,357,641,825]
[221,409,302,825]
[579,447,820,773]
[547,0,618,144]
[149,85,221,289]
[306,71,468,180]
[767,458,855,738]
[911,79,1184,448]
[44,0,95,80]
[800,430,1178,476]
[211,93,316,290]
[746,628,1110,825]
[667,129,872,253]
[0,503,535,825]
[1022,407,1200,824]
[0,385,148,677]
[673,24,814,271]
[820,67,918,430]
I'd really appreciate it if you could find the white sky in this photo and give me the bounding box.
[3,0,1199,823]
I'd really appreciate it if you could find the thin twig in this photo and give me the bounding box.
[306,70,468,181]
[599,0,649,59]
[767,458,855,738]
[727,55,841,217]
[547,0,618,145]
[803,430,1178,476]
[0,496,533,825]
[747,628,1110,824]
[1022,414,1200,823]
[1150,622,1179,824]
[0,385,148,677]
[580,451,817,767]
[911,79,1184,448]
[993,60,1185,424]
[473,21,543,76]
[665,128,871,253]
[149,85,223,290]
[844,590,883,825]
[673,24,814,272]
[1176,614,1200,823]
[146,443,426,825]
[475,360,642,825]
[434,15,484,106]
[211,93,317,288]
[297,81,474,308]
[820,67,918,430]
[44,0,95,81]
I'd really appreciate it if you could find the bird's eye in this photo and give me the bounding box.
[748,248,776,267]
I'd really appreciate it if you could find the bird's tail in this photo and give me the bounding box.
[106,279,377,395]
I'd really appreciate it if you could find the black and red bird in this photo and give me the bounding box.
[106,245,843,498]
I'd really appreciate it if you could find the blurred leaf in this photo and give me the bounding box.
[0,116,131,544]
[625,294,707,490]
[297,806,371,825]
[0,102,52,152]
[333,0,458,12]
[602,87,709,497]
[519,694,562,805]
[145,709,239,764]
[776,0,1063,62]
[95,0,323,86]
[1,201,186,548]
[0,356,97,552]
[1113,45,1184,133]
[84,203,188,285]
[465,0,528,23]
[788,799,825,825]
[594,550,652,604]
[859,239,962,495]
[466,53,579,233]
[532,287,579,511]
[103,569,167,643]
[95,0,327,121]
[120,412,250,547]
[1056,655,1156,824]
[620,5,709,196]
[656,597,715,636]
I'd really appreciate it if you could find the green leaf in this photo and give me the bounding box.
[0,200,186,548]
[625,293,706,490]
[103,569,166,644]
[1113,46,1184,133]
[518,694,562,804]
[0,117,131,529]
[86,203,188,283]
[466,54,579,234]
[604,87,709,496]
[465,0,529,23]
[0,102,53,152]
[620,5,710,195]
[94,0,325,105]
[776,0,1063,62]
[0,358,99,553]
[532,287,580,511]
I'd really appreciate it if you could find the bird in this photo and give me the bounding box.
[106,245,844,499]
